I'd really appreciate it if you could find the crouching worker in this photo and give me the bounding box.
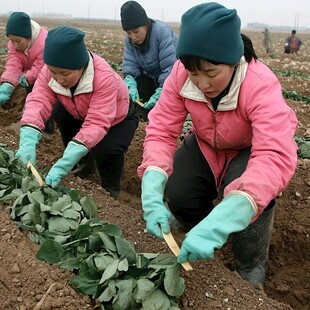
[137,3,298,289]
[120,1,177,121]
[0,12,54,133]
[15,26,139,198]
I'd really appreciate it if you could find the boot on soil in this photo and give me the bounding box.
[232,200,275,289]
[95,154,124,199]
[72,153,95,179]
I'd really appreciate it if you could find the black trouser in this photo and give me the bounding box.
[166,132,267,228]
[166,133,275,286]
[136,75,157,122]
[53,101,139,195]
[25,84,33,95]
[166,133,218,229]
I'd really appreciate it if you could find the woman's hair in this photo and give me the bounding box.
[180,33,257,71]
[241,33,258,62]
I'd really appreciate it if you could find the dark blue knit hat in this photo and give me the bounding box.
[43,26,89,70]
[177,2,244,65]
[120,1,149,31]
[6,12,32,38]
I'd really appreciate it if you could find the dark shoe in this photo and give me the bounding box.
[237,265,266,288]
[107,189,120,199]
[95,154,124,198]
[72,155,95,179]
[232,201,275,288]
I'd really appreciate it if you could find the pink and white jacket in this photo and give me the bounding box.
[21,52,129,150]
[1,20,48,87]
[138,57,298,219]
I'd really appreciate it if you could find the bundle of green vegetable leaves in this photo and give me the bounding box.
[0,145,185,309]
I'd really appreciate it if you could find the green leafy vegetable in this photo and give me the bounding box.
[0,144,185,309]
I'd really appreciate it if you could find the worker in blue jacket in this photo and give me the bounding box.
[120,1,177,121]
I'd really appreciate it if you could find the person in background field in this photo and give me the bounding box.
[120,1,177,121]
[0,12,54,133]
[262,28,272,54]
[284,30,302,54]
[138,2,298,289]
[15,26,139,199]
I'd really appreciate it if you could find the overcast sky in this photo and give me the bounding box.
[1,0,310,28]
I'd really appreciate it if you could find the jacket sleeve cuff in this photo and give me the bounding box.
[227,189,258,216]
[145,166,168,179]
[21,124,42,135]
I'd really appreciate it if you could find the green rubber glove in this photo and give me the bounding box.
[144,87,162,110]
[18,74,28,88]
[45,141,88,188]
[178,193,255,263]
[141,169,172,239]
[124,75,139,102]
[181,114,193,137]
[0,83,14,107]
[15,126,42,166]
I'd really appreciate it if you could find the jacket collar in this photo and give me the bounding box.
[48,51,94,96]
[180,56,248,111]
[25,20,41,53]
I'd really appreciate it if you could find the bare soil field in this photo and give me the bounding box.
[0,18,309,310]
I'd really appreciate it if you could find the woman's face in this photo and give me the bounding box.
[187,60,236,98]
[47,65,84,89]
[125,26,148,45]
[8,35,29,52]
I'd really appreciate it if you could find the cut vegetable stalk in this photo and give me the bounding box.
[135,99,144,108]
[162,231,193,271]
[27,161,45,187]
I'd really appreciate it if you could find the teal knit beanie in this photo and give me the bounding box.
[43,26,89,70]
[6,12,32,38]
[177,2,244,65]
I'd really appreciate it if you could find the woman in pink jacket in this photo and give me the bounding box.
[138,2,298,288]
[0,12,54,133]
[0,12,47,103]
[15,26,138,198]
